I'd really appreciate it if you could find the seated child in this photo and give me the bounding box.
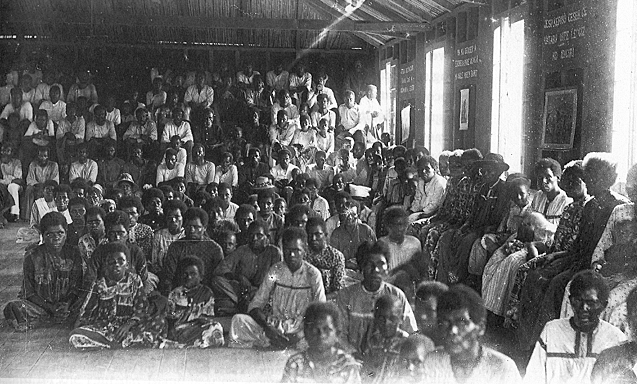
[395,334,436,382]
[165,255,224,348]
[138,188,165,231]
[69,242,166,349]
[282,302,361,383]
[359,295,409,383]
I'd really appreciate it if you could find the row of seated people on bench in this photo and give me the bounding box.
[5,143,637,383]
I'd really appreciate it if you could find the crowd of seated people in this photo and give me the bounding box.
[3,61,637,384]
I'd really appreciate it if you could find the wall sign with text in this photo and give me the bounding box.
[400,62,416,98]
[543,4,589,68]
[454,42,479,82]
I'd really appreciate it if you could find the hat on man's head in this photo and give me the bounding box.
[473,153,510,174]
[253,176,275,191]
[117,173,136,188]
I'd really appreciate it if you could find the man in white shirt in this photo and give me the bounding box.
[337,90,366,142]
[288,64,312,104]
[85,104,117,159]
[184,71,214,109]
[161,108,194,162]
[69,143,98,183]
[359,85,384,141]
[266,64,289,93]
[38,86,66,124]
[33,72,64,107]
[0,88,33,123]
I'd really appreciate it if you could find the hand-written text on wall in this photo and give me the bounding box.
[543,6,587,62]
[454,44,479,80]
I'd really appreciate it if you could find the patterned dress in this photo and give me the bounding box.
[359,327,408,383]
[505,197,588,327]
[305,245,346,294]
[4,243,83,326]
[69,272,166,348]
[128,223,154,261]
[165,284,224,348]
[282,349,361,383]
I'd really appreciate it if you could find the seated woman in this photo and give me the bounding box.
[69,242,166,349]
[3,212,83,331]
[165,255,224,348]
[282,302,361,383]
[560,162,637,334]
[525,270,626,384]
[505,160,590,328]
[29,179,58,228]
[421,284,521,383]
[517,152,630,352]
[482,211,556,317]
[468,174,533,277]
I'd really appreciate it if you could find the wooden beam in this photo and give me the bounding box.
[0,37,372,53]
[428,0,456,12]
[1,14,429,33]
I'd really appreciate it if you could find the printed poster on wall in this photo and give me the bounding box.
[401,104,411,143]
[459,88,470,131]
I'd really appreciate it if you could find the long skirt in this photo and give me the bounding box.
[69,316,166,349]
[504,253,553,328]
[423,221,452,280]
[516,260,575,350]
[482,247,529,316]
[165,319,224,348]
[437,229,480,285]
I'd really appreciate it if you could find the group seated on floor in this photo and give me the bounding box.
[4,64,637,384]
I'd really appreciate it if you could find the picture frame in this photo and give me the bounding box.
[541,88,578,149]
[459,88,470,131]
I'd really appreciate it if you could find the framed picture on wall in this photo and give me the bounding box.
[459,88,470,131]
[541,88,578,149]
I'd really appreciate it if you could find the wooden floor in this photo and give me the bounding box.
[0,223,292,383]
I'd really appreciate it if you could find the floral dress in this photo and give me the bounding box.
[69,272,165,349]
[282,349,361,383]
[164,284,224,348]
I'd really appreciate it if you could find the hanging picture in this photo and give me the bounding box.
[541,88,578,149]
[459,88,470,131]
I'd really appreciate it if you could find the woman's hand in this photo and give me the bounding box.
[113,321,136,343]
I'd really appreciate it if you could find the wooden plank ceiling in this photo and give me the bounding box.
[0,0,462,50]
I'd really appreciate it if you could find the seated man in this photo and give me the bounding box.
[161,107,194,162]
[69,143,98,184]
[379,206,423,299]
[123,107,158,161]
[211,220,282,315]
[234,204,258,247]
[160,207,224,295]
[421,284,521,383]
[96,140,124,190]
[305,216,345,295]
[330,199,376,268]
[229,227,325,349]
[24,146,59,222]
[55,102,85,167]
[122,143,157,189]
[335,241,417,350]
[85,104,117,159]
[524,270,626,384]
[185,143,215,196]
[3,212,83,331]
[0,142,23,222]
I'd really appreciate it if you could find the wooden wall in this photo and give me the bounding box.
[378,0,620,175]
